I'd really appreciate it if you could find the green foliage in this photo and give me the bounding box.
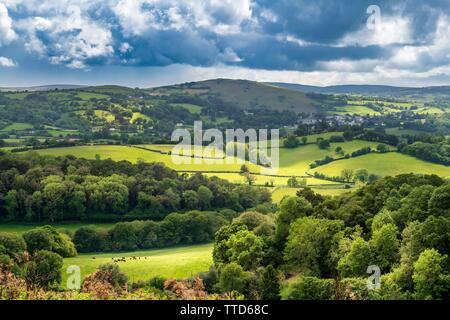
[413,249,449,299]
[258,265,281,300]
[275,196,312,246]
[218,262,252,294]
[285,276,334,300]
[337,237,373,278]
[0,233,27,256]
[23,226,77,257]
[23,250,63,289]
[226,230,264,270]
[284,217,343,276]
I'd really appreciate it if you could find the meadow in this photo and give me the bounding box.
[314,152,450,178]
[62,243,213,287]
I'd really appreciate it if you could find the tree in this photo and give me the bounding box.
[376,144,389,153]
[354,169,369,183]
[23,226,77,257]
[243,172,256,186]
[301,136,308,145]
[287,176,299,187]
[317,139,330,149]
[284,217,343,276]
[428,184,450,217]
[370,224,400,272]
[285,276,334,300]
[226,230,264,270]
[198,186,213,210]
[341,169,354,182]
[413,249,448,299]
[283,134,299,148]
[213,223,247,266]
[218,262,252,294]
[275,196,312,246]
[24,250,63,289]
[182,190,199,210]
[73,227,107,252]
[258,265,281,300]
[240,164,249,174]
[337,237,373,277]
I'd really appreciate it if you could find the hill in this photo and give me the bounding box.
[269,82,450,96]
[149,78,325,113]
[0,84,86,92]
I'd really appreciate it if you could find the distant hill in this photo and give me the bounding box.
[0,85,86,92]
[269,82,450,96]
[149,79,324,113]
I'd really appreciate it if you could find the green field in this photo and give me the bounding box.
[171,103,202,114]
[62,243,213,287]
[314,152,450,178]
[332,105,380,115]
[0,222,114,234]
[32,145,262,173]
[1,122,34,131]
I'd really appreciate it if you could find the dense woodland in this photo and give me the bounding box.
[0,152,270,223]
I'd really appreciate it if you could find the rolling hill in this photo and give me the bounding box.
[149,78,324,113]
[269,82,450,96]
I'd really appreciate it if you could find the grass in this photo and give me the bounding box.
[332,105,380,115]
[171,103,202,114]
[1,122,33,131]
[76,92,110,100]
[32,145,262,173]
[0,222,114,234]
[314,152,450,178]
[277,140,391,176]
[62,243,213,287]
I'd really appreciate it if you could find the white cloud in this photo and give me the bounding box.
[0,2,17,45]
[16,4,114,68]
[113,0,252,36]
[339,15,412,46]
[0,56,17,67]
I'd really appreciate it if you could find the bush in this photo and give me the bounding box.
[23,226,77,257]
[73,227,109,253]
[0,233,27,256]
[23,250,63,289]
[285,276,334,300]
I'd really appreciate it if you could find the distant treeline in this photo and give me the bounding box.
[0,153,271,223]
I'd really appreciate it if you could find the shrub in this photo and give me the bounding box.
[285,276,334,300]
[0,233,27,256]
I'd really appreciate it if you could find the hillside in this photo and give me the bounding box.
[269,82,450,96]
[149,79,324,113]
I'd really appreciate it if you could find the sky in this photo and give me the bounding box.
[1,0,450,88]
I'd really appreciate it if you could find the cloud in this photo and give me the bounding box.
[0,56,17,67]
[1,0,450,86]
[0,2,17,45]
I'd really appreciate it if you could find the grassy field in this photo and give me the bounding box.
[314,152,450,178]
[32,145,262,173]
[0,222,114,234]
[1,122,33,131]
[277,140,392,176]
[171,103,202,114]
[332,105,380,115]
[62,243,213,287]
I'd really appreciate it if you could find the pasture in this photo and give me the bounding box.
[314,152,450,178]
[62,243,213,287]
